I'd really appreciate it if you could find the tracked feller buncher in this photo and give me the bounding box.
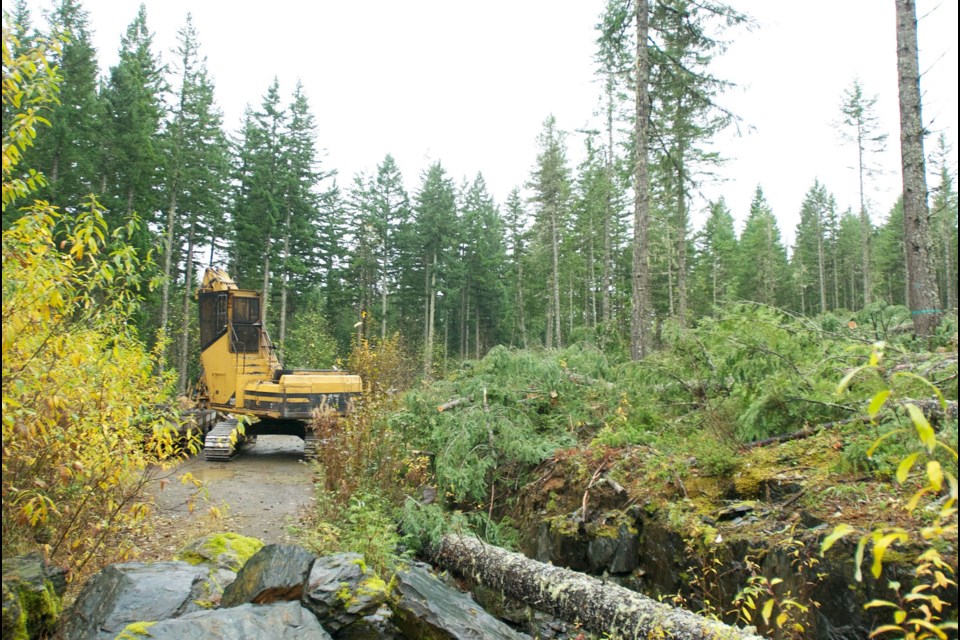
[194,267,361,461]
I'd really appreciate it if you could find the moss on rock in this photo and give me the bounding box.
[114,621,157,639]
[175,532,264,572]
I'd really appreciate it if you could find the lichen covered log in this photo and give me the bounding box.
[430,534,763,640]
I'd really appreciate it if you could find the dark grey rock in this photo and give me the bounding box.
[301,552,387,631]
[62,561,210,640]
[125,600,332,639]
[2,552,68,640]
[221,544,316,607]
[391,563,529,640]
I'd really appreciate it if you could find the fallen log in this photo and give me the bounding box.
[430,534,762,640]
[437,396,472,412]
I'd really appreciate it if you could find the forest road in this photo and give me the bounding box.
[142,435,317,557]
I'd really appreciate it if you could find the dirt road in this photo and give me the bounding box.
[143,435,317,557]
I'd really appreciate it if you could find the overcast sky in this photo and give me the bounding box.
[20,0,959,243]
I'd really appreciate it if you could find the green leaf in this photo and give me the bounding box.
[867,390,891,420]
[896,453,920,484]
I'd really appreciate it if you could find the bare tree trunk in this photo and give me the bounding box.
[858,139,872,307]
[261,237,271,325]
[516,257,528,349]
[160,182,179,358]
[550,205,562,349]
[177,218,197,394]
[676,143,688,326]
[423,254,434,376]
[630,0,652,361]
[278,210,293,355]
[602,76,615,328]
[816,208,827,313]
[430,535,763,640]
[895,0,943,336]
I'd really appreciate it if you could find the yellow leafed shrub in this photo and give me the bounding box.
[2,22,192,579]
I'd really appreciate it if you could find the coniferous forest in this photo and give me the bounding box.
[2,1,958,639]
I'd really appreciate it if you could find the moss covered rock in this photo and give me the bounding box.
[174,533,264,573]
[1,552,67,640]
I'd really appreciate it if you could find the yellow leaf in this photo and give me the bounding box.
[896,453,920,485]
[926,461,943,491]
[820,523,854,555]
[775,612,788,628]
[871,531,908,579]
[904,403,936,452]
[761,598,775,625]
[894,610,906,624]
[868,390,891,420]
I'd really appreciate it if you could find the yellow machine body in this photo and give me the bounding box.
[195,267,360,459]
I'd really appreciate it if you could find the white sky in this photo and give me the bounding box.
[21,0,960,244]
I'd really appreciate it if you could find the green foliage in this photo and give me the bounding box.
[396,344,619,512]
[620,304,856,442]
[281,303,339,369]
[302,490,406,579]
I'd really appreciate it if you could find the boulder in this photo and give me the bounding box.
[114,601,332,639]
[175,532,264,572]
[1,552,67,640]
[586,522,639,575]
[221,544,315,607]
[62,561,210,640]
[391,563,529,640]
[301,553,388,631]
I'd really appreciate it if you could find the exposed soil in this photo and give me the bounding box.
[138,435,317,561]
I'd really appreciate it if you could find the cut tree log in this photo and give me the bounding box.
[437,396,472,412]
[430,534,763,640]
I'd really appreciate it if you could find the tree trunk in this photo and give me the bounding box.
[278,210,292,355]
[817,208,827,313]
[430,534,762,640]
[550,205,562,349]
[895,0,943,336]
[160,181,179,358]
[177,218,197,394]
[859,138,872,307]
[602,75,615,329]
[630,0,653,361]
[261,237,271,325]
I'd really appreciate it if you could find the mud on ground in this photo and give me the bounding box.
[137,435,318,561]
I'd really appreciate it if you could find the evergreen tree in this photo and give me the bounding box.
[503,188,530,348]
[690,197,737,316]
[874,198,907,306]
[22,0,104,218]
[835,208,863,310]
[161,15,231,389]
[838,78,886,307]
[370,154,412,339]
[276,81,331,351]
[929,134,958,312]
[737,186,788,306]
[793,180,833,315]
[528,115,571,349]
[101,3,165,237]
[413,162,457,375]
[456,174,507,357]
[231,79,286,322]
